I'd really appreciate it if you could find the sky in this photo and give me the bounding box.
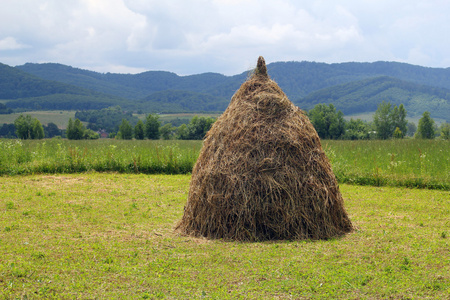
[1,0,450,75]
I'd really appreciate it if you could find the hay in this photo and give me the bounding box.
[176,56,353,241]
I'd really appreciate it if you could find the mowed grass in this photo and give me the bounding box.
[1,173,449,299]
[0,111,77,128]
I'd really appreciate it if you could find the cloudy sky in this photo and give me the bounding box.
[1,0,449,75]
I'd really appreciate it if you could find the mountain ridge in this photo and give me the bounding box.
[0,60,448,121]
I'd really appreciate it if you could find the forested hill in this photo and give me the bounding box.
[1,61,449,119]
[268,61,450,98]
[18,61,450,100]
[295,76,450,120]
[0,63,92,99]
[16,63,245,100]
[0,63,128,110]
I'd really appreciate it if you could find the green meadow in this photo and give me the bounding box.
[0,138,449,298]
[0,139,448,189]
[1,174,449,299]
[0,111,77,128]
[0,139,200,176]
[322,139,449,190]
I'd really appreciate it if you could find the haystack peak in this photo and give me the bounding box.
[255,56,268,78]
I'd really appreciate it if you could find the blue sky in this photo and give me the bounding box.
[1,0,450,75]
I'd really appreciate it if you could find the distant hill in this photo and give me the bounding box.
[295,76,450,120]
[17,63,245,100]
[16,63,145,99]
[269,61,450,98]
[0,63,90,99]
[0,63,127,111]
[0,60,449,120]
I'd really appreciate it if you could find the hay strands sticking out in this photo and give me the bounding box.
[176,56,353,241]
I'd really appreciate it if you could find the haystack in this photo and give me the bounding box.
[176,56,352,241]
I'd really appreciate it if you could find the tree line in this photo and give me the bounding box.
[308,101,449,140]
[2,105,449,140]
[113,115,216,141]
[7,114,62,139]
[64,114,215,141]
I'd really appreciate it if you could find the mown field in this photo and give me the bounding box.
[0,111,77,128]
[0,139,448,190]
[0,139,449,298]
[1,173,449,299]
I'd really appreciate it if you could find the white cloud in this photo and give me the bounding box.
[0,37,29,50]
[1,0,450,74]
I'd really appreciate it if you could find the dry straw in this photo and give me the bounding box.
[176,56,353,241]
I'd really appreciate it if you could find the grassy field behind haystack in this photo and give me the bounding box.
[323,139,449,190]
[1,139,448,189]
[1,173,449,299]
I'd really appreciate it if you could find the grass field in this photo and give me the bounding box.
[0,139,200,176]
[0,111,77,129]
[1,173,449,299]
[0,139,448,190]
[322,139,449,190]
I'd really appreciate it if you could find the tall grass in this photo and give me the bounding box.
[323,139,449,190]
[0,138,448,190]
[0,139,201,175]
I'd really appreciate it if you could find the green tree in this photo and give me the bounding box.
[343,118,369,140]
[73,119,85,140]
[176,124,189,140]
[416,111,435,139]
[145,114,161,140]
[308,104,345,139]
[83,129,100,139]
[14,114,33,139]
[373,101,393,139]
[391,104,408,138]
[329,110,345,139]
[67,118,74,140]
[118,119,133,140]
[439,122,450,140]
[31,118,45,139]
[186,116,215,140]
[14,114,45,139]
[67,118,86,140]
[134,120,145,140]
[373,101,408,139]
[44,122,61,138]
[160,123,175,140]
